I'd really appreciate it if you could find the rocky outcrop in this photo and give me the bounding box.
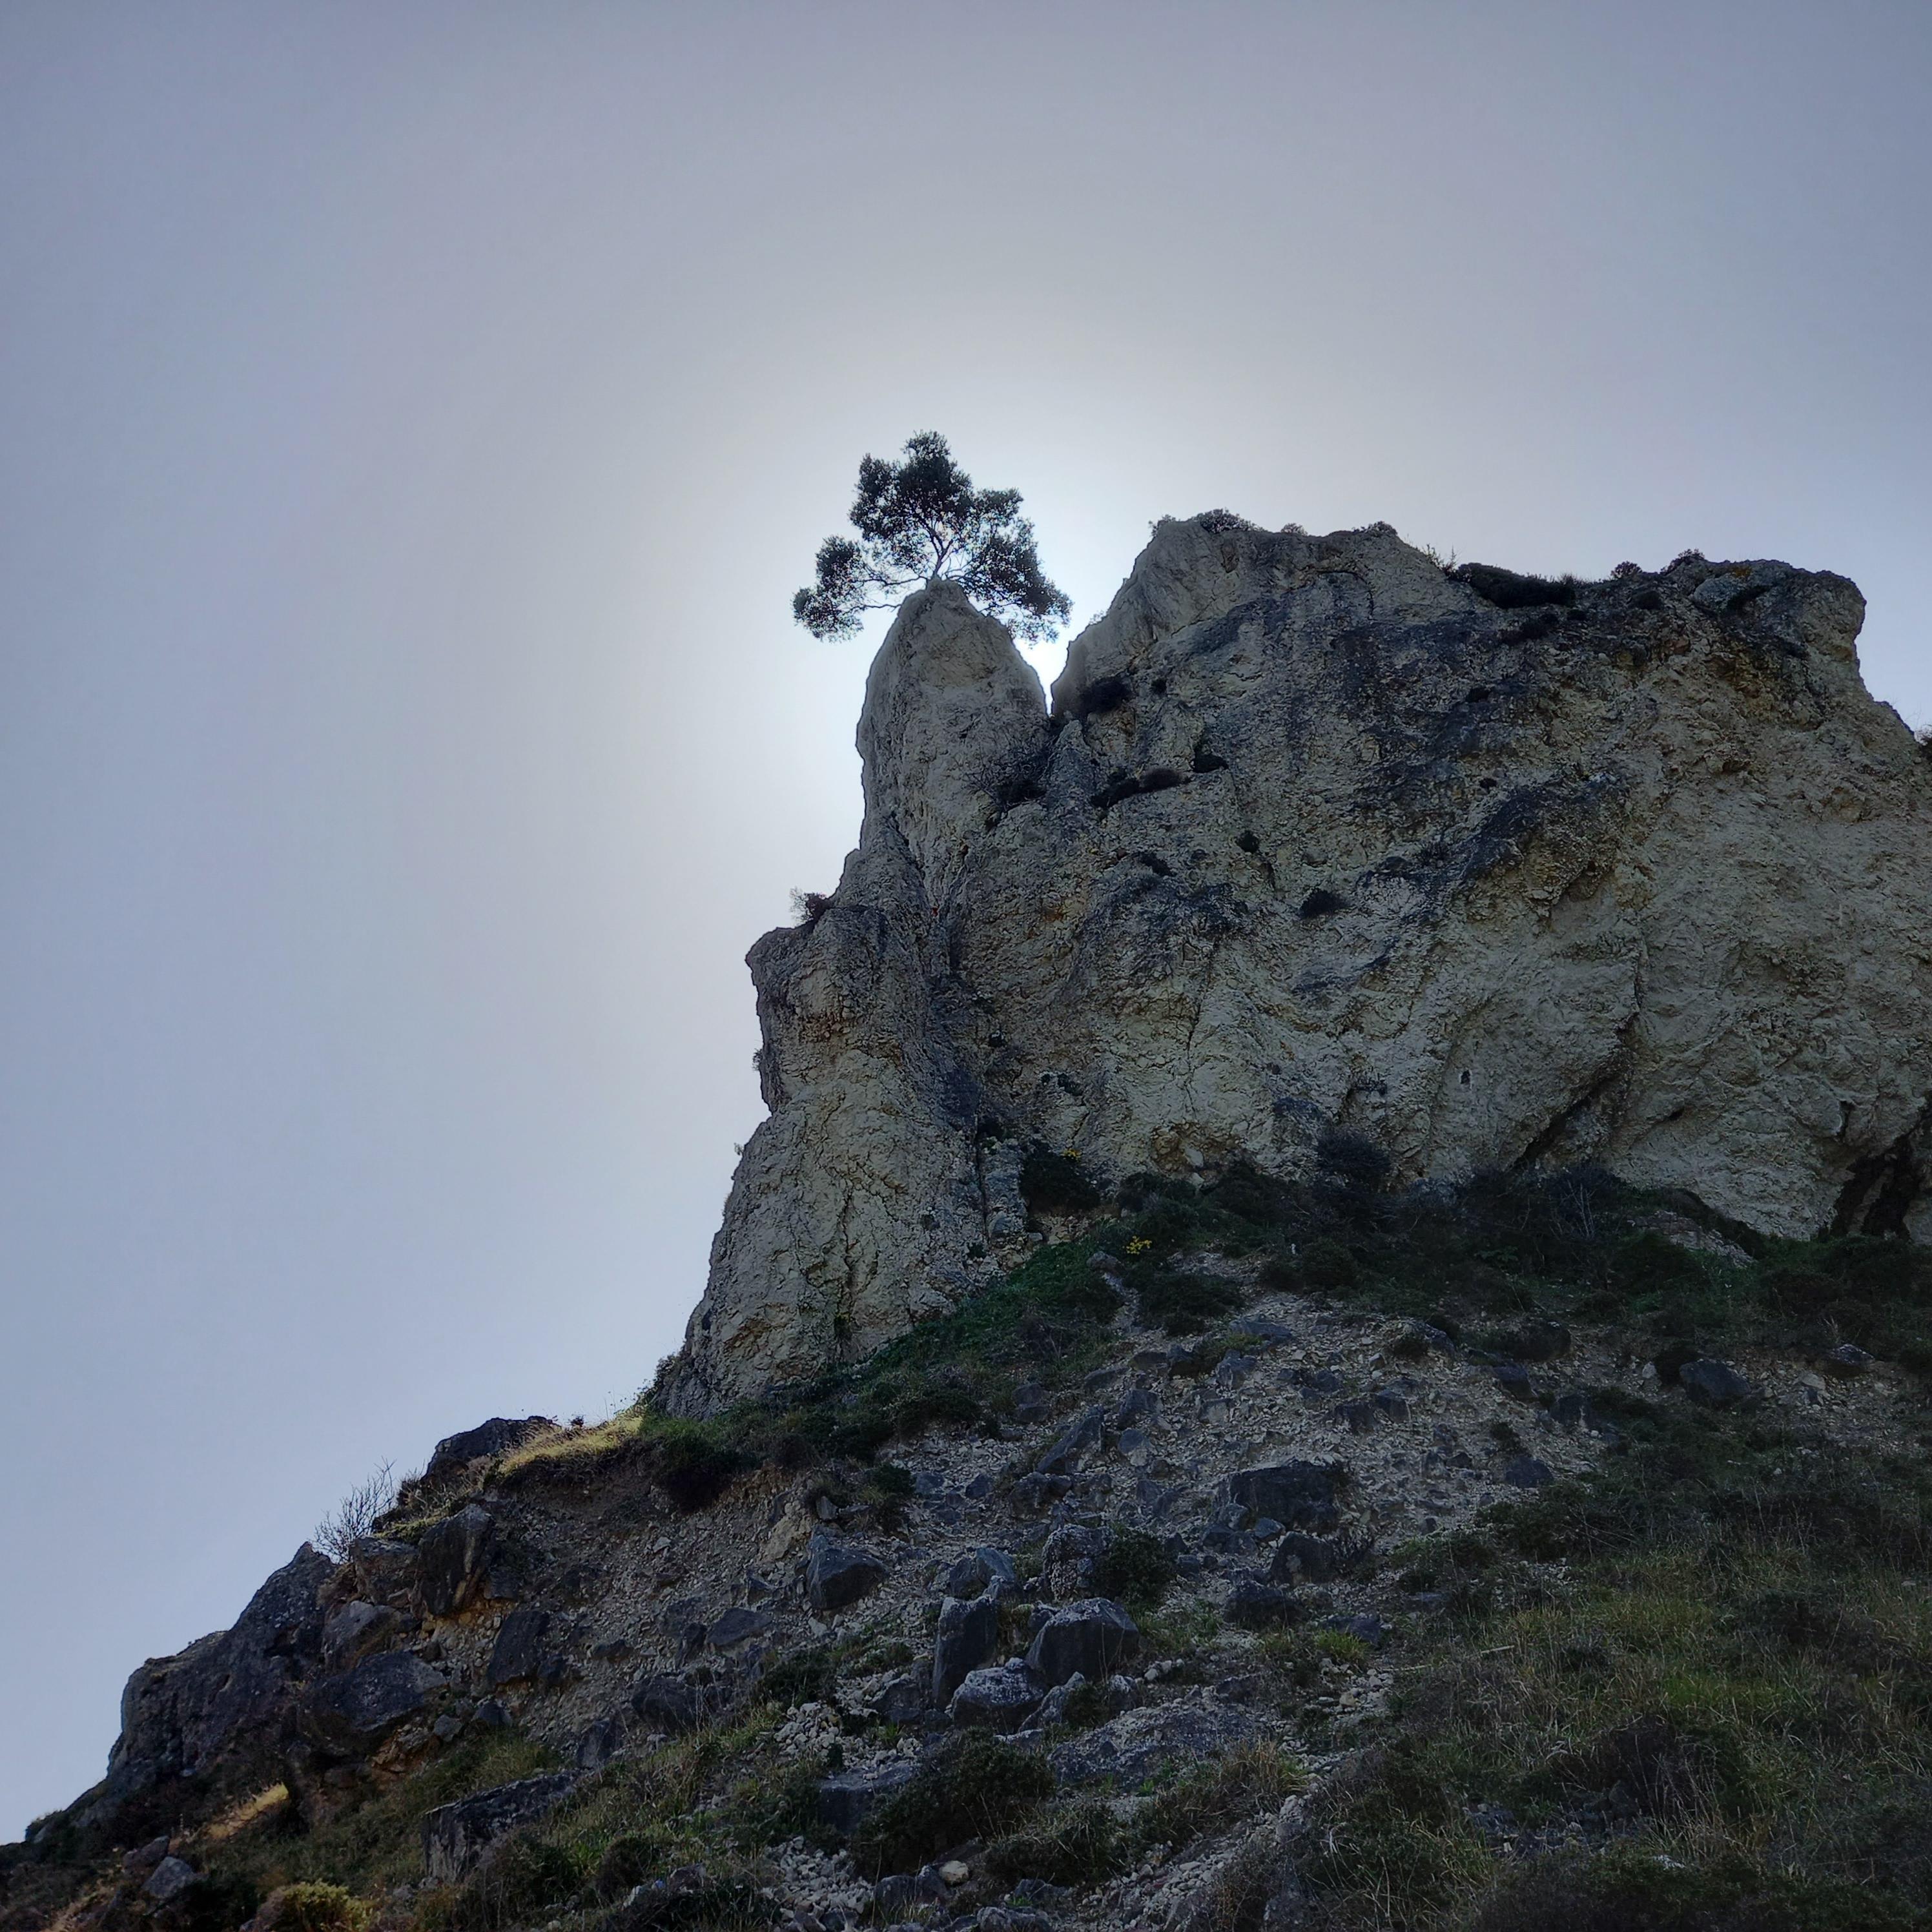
[670,517,1932,1409]
[65,1545,335,1836]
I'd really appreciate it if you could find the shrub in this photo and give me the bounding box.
[648,1422,751,1512]
[757,1648,838,1709]
[1089,1526,1178,1612]
[314,1463,397,1561]
[261,1884,365,1932]
[1315,1129,1391,1191]
[1299,1237,1360,1290]
[1020,1144,1104,1214]
[1453,562,1579,609]
[852,1734,1055,1876]
[1135,1268,1245,1335]
[444,1837,587,1932]
[984,1800,1121,1887]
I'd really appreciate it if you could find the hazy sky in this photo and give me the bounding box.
[3,0,1929,1834]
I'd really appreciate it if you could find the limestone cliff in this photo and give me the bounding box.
[668,516,1932,1412]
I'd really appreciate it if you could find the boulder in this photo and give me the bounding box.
[1040,1523,1102,1601]
[948,1663,1042,1731]
[1034,1407,1105,1477]
[1822,1342,1873,1379]
[417,1505,495,1617]
[424,1417,553,1487]
[1050,1700,1259,1788]
[940,1547,1018,1598]
[143,1856,200,1904]
[300,1650,442,1754]
[1223,1582,1302,1630]
[320,1599,407,1671]
[1678,1358,1757,1408]
[707,1607,774,1651]
[630,1669,734,1734]
[421,1772,577,1881]
[1222,1463,1344,1534]
[807,1532,887,1613]
[1502,1455,1556,1488]
[932,1592,1002,1705]
[1024,1599,1142,1687]
[816,1763,918,1836]
[77,1544,334,1834]
[487,1608,551,1687]
[1267,1534,1357,1585]
[345,1538,420,1610]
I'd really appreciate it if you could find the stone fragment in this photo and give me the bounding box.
[417,1505,495,1617]
[807,1532,887,1613]
[1034,1406,1105,1477]
[932,1592,1002,1704]
[143,1857,200,1903]
[320,1600,406,1672]
[1024,1599,1142,1686]
[122,1836,171,1877]
[1223,1582,1302,1630]
[300,1651,442,1754]
[1050,1700,1260,1788]
[1269,1531,1372,1584]
[1493,1362,1537,1403]
[1223,1463,1344,1533]
[1822,1343,1873,1379]
[707,1607,775,1650]
[346,1537,421,1609]
[948,1663,1041,1730]
[1678,1358,1756,1408]
[630,1672,703,1733]
[1502,1454,1556,1488]
[817,1763,918,1836]
[488,1608,551,1688]
[421,1772,577,1881]
[940,1547,1017,1597]
[424,1417,553,1486]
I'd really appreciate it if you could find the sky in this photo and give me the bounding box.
[3,0,1929,1836]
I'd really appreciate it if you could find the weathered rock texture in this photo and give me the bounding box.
[669,517,1932,1410]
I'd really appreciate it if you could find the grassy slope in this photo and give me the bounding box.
[11,1163,1931,1932]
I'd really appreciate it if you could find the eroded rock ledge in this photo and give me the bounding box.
[670,516,1932,1411]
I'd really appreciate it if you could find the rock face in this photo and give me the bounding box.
[665,517,1932,1410]
[70,1545,334,1833]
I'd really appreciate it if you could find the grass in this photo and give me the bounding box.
[1276,1406,1932,1930]
[198,1732,560,1904]
[397,1158,1929,1536]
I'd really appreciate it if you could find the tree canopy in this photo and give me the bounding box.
[792,432,1072,642]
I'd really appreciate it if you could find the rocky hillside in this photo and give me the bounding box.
[8,519,1932,1932]
[10,1157,1932,1932]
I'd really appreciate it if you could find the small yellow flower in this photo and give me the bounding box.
[1126,1236,1153,1255]
[1062,1147,1081,1160]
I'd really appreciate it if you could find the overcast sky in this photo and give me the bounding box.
[3,0,1929,1835]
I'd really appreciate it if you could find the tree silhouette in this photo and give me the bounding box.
[792,432,1072,641]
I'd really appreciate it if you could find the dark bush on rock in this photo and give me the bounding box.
[1134,1266,1245,1335]
[1020,1144,1103,1215]
[1089,1527,1177,1612]
[1453,562,1579,608]
[648,1423,750,1512]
